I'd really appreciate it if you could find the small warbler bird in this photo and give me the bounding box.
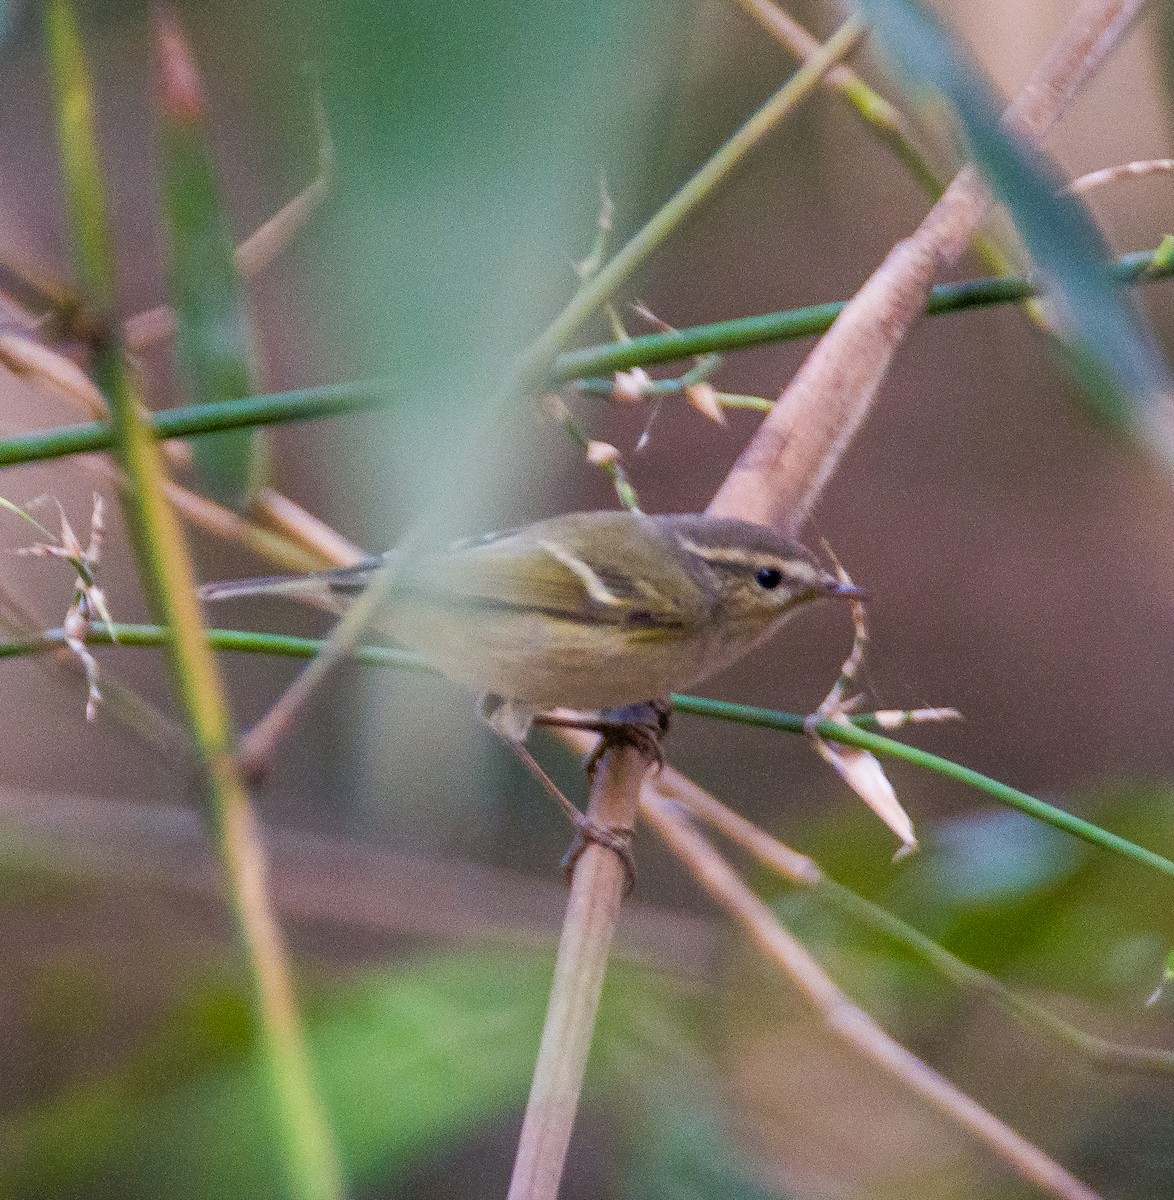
[200,510,864,738]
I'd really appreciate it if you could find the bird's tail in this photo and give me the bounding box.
[199,557,387,614]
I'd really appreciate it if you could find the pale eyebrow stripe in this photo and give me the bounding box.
[539,539,625,607]
[676,536,757,566]
[677,535,821,583]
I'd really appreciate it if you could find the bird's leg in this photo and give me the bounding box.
[531,698,671,889]
[479,694,637,892]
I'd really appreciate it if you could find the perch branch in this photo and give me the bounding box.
[506,741,650,1200]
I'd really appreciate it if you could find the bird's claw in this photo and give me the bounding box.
[583,698,672,778]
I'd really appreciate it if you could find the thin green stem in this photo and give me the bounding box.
[809,876,1174,1072]
[0,621,426,669]
[733,0,940,192]
[97,344,347,1200]
[43,5,344,1195]
[44,0,115,314]
[504,15,868,401]
[547,398,642,511]
[548,18,867,345]
[12,622,1170,885]
[669,766,1174,1071]
[1,246,1168,474]
[0,378,389,469]
[673,694,1174,881]
[553,245,1172,380]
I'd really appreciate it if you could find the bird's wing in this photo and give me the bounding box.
[398,530,694,632]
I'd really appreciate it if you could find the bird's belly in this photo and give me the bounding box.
[388,605,707,710]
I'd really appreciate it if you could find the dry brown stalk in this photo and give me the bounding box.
[506,740,650,1200]
[254,487,365,566]
[538,4,1141,1197]
[1069,158,1174,194]
[734,0,929,162]
[709,0,1146,532]
[639,789,1102,1200]
[124,91,334,353]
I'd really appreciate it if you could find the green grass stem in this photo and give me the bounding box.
[10,621,1169,886]
[43,5,345,1196]
[673,694,1174,881]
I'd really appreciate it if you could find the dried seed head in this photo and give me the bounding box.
[10,494,115,720]
[811,722,918,856]
[585,440,620,467]
[684,382,726,425]
[612,369,651,405]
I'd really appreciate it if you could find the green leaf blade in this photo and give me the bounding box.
[43,0,116,312]
[858,0,1174,439]
[156,9,269,512]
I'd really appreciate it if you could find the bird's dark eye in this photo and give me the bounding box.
[755,566,783,590]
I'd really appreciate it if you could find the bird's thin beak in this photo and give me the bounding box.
[824,578,869,601]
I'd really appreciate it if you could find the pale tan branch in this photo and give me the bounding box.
[640,789,1101,1200]
[0,332,107,415]
[507,22,871,1197]
[659,765,1174,1074]
[125,95,334,354]
[233,88,335,280]
[732,0,951,206]
[709,0,1146,531]
[506,741,649,1200]
[254,488,365,567]
[1070,158,1174,194]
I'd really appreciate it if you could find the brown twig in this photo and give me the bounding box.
[235,553,396,780]
[506,740,649,1200]
[524,4,1140,1195]
[639,790,1102,1200]
[657,764,1174,1074]
[254,487,365,566]
[709,0,1147,532]
[1069,158,1174,194]
[732,0,941,195]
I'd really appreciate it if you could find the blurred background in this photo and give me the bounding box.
[0,0,1172,1196]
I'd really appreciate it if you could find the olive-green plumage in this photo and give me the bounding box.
[201,510,860,718]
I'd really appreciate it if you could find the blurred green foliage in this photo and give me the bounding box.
[3,780,1171,1197]
[159,11,270,511]
[0,948,703,1198]
[300,0,681,520]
